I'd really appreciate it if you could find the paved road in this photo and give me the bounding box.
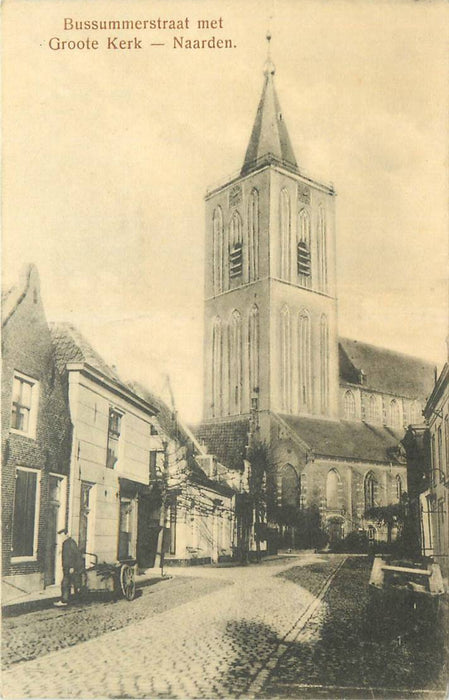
[2,553,344,699]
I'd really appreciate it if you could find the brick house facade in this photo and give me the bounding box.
[2,265,72,599]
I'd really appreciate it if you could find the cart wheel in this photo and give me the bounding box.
[120,564,136,601]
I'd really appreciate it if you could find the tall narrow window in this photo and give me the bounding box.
[317,205,327,292]
[320,314,329,414]
[326,469,340,510]
[11,372,38,437]
[280,305,291,412]
[229,310,242,414]
[396,474,402,501]
[107,408,122,469]
[344,390,356,419]
[12,467,40,558]
[389,399,401,428]
[437,425,444,481]
[298,310,312,412]
[364,471,377,511]
[280,189,291,280]
[248,189,259,282]
[297,209,311,287]
[248,305,260,400]
[212,317,223,417]
[366,394,379,423]
[212,207,223,294]
[229,212,243,279]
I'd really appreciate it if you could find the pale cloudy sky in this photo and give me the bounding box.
[3,0,449,422]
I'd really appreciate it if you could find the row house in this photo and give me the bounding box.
[2,266,72,600]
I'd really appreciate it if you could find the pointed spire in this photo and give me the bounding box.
[241,34,298,176]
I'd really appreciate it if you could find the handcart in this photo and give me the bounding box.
[79,553,137,601]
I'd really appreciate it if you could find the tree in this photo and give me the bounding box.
[246,441,271,562]
[365,493,408,545]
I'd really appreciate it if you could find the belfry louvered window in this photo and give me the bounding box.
[297,241,311,276]
[229,212,243,278]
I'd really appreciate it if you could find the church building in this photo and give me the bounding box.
[195,44,435,546]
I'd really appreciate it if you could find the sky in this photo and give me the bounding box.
[3,0,449,423]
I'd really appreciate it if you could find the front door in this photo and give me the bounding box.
[44,475,65,587]
[119,497,136,560]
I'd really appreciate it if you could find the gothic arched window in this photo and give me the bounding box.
[297,209,311,287]
[280,464,300,508]
[229,310,242,414]
[248,189,259,282]
[389,399,401,428]
[366,394,379,423]
[326,469,340,510]
[364,471,377,511]
[320,314,329,414]
[248,305,259,401]
[229,212,243,279]
[344,390,356,420]
[212,207,224,295]
[298,310,312,412]
[280,189,291,280]
[280,305,291,412]
[317,205,327,292]
[211,317,223,417]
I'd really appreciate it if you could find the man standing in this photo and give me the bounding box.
[54,529,84,607]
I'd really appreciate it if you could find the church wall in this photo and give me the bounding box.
[203,280,270,418]
[270,280,339,417]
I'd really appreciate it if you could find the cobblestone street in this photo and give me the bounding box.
[2,554,448,699]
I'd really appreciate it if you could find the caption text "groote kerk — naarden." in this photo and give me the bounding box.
[45,17,236,51]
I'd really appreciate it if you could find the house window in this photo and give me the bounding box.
[149,450,158,481]
[344,390,356,420]
[364,471,377,511]
[396,474,402,501]
[11,372,39,437]
[107,408,122,469]
[12,467,40,559]
[229,212,243,278]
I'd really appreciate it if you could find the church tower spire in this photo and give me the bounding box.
[241,33,298,176]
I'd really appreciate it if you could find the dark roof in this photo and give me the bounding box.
[50,323,123,384]
[339,337,435,400]
[193,418,250,472]
[241,65,298,176]
[280,414,405,464]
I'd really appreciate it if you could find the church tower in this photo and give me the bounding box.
[203,40,339,422]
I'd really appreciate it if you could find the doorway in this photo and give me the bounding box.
[44,474,66,587]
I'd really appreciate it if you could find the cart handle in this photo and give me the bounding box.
[83,552,98,565]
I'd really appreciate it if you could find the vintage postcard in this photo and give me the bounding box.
[2,0,449,698]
